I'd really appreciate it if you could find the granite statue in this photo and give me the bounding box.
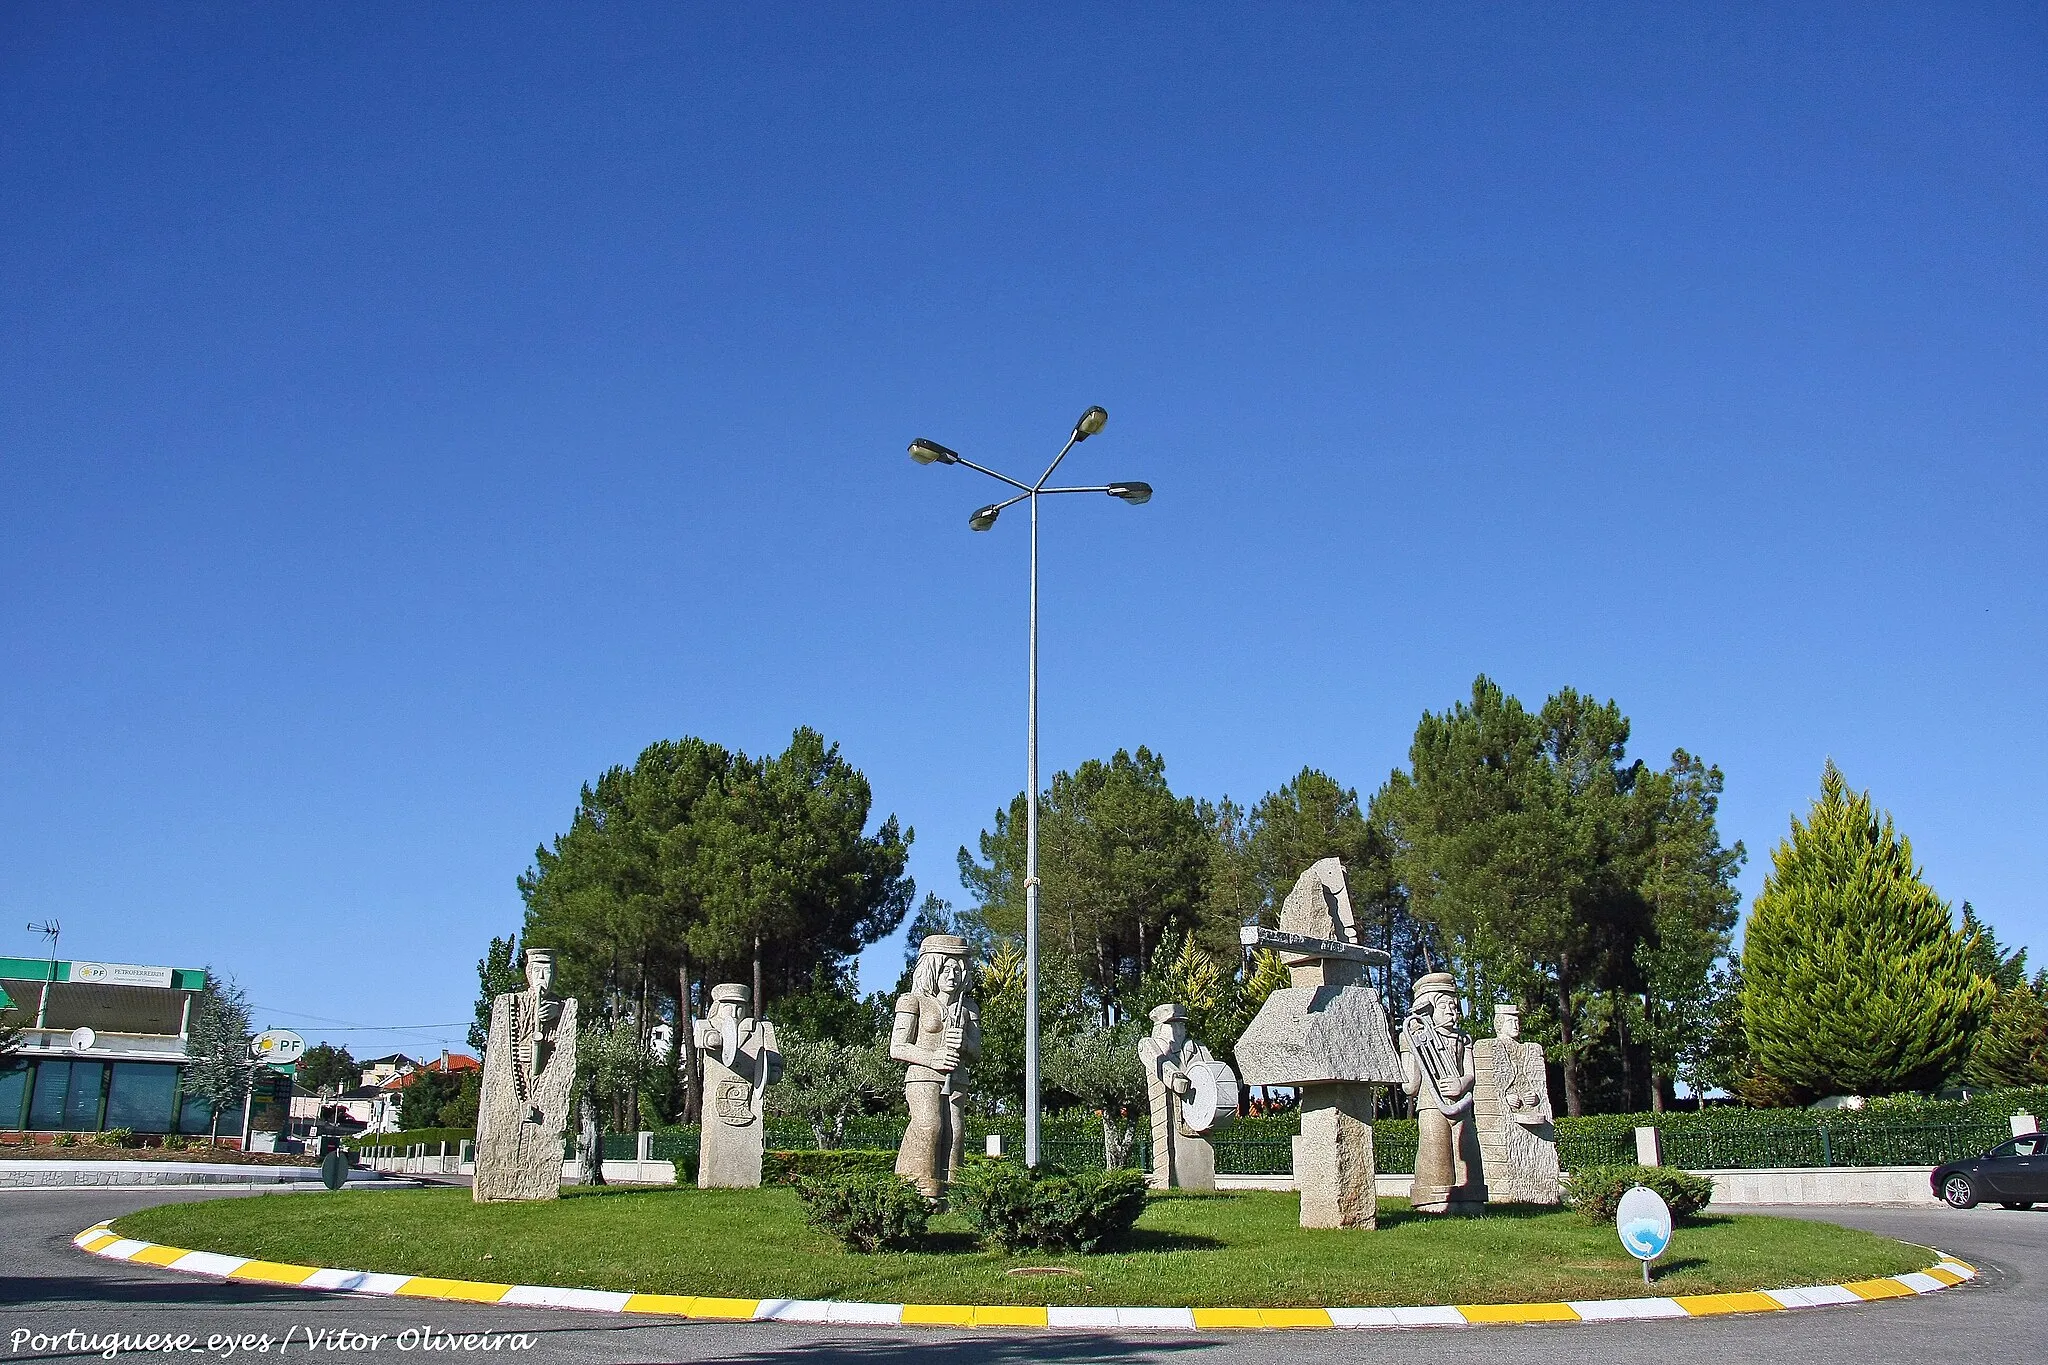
[1139,1002,1239,1191]
[474,948,579,1202]
[693,983,781,1189]
[1234,858,1402,1228]
[1400,971,1487,1214]
[891,934,980,1198]
[1473,1002,1561,1204]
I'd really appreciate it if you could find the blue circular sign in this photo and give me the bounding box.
[1616,1185,1673,1262]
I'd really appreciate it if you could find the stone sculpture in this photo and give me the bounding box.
[1139,1002,1239,1191]
[693,983,781,1189]
[1234,858,1402,1229]
[474,948,579,1202]
[891,933,980,1199]
[1473,1003,1561,1204]
[1400,971,1487,1214]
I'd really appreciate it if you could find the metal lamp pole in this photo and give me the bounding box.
[908,408,1150,1168]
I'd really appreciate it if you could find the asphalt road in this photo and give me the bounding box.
[3,1187,2038,1364]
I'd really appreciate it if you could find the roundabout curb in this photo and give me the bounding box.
[73,1220,1977,1332]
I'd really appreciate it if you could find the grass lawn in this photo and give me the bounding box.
[111,1187,1930,1309]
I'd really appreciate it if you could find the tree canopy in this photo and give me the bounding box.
[1740,761,1993,1099]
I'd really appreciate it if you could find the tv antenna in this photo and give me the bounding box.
[28,919,60,962]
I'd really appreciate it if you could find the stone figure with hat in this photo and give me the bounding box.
[1473,1002,1561,1204]
[1233,858,1403,1229]
[1400,971,1487,1214]
[475,947,580,1202]
[693,983,781,1189]
[891,934,980,1198]
[1138,1002,1239,1191]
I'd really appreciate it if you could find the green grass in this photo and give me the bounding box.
[111,1188,1929,1309]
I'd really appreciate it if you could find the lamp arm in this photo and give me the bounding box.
[955,458,1033,492]
[1034,430,1083,491]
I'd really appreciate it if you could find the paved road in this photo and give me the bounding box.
[3,1188,2038,1364]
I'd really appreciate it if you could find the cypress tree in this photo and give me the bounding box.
[1741,762,1993,1099]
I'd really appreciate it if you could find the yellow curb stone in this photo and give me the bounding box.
[1941,1259,1974,1272]
[1674,1292,1782,1316]
[1842,1278,1914,1302]
[77,1234,122,1253]
[1459,1302,1580,1324]
[1191,1308,1265,1329]
[394,1277,512,1302]
[683,1296,763,1320]
[128,1245,194,1268]
[972,1306,1051,1327]
[623,1293,696,1316]
[901,1305,974,1326]
[228,1262,321,1287]
[1922,1267,1964,1287]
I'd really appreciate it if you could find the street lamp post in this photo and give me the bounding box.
[908,407,1151,1169]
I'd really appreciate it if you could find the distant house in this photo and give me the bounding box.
[357,1053,419,1089]
[373,1052,479,1133]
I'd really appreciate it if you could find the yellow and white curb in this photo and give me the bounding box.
[72,1221,1978,1332]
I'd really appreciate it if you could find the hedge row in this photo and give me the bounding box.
[344,1127,475,1151]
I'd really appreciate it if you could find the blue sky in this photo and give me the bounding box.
[3,5,2042,1061]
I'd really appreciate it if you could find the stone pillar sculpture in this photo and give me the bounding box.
[474,948,580,1202]
[1139,1003,1239,1192]
[891,934,980,1199]
[1234,858,1403,1229]
[693,984,781,1189]
[1400,972,1487,1214]
[1473,1003,1561,1204]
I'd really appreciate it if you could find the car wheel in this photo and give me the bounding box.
[2000,1201,2034,1210]
[1942,1174,1978,1209]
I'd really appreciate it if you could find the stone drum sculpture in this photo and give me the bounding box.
[1400,972,1487,1214]
[475,948,579,1202]
[1234,858,1403,1229]
[891,933,980,1199]
[693,983,781,1189]
[1473,1003,1560,1204]
[1139,1003,1239,1192]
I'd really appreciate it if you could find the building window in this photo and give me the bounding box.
[0,1063,28,1130]
[64,1062,107,1131]
[106,1063,180,1133]
[29,1062,69,1130]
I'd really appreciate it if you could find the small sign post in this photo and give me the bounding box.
[1616,1185,1673,1285]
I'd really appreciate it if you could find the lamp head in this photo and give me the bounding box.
[1073,406,1108,440]
[908,438,961,466]
[968,504,1003,532]
[1107,481,1152,505]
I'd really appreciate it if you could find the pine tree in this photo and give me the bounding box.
[1964,980,2048,1087]
[1741,762,1993,1099]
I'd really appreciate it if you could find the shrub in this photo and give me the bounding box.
[792,1171,929,1253]
[342,1127,475,1152]
[52,1132,78,1147]
[163,1134,188,1151]
[765,1149,898,1187]
[94,1128,138,1148]
[1562,1165,1715,1222]
[948,1161,1150,1253]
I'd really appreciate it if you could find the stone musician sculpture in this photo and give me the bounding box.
[1139,1003,1238,1191]
[1400,972,1486,1214]
[1234,858,1402,1229]
[891,934,980,1199]
[1473,1003,1560,1204]
[474,948,579,1202]
[693,983,780,1189]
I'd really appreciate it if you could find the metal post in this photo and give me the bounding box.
[1024,489,1041,1170]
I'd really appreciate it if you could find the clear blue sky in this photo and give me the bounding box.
[4,5,2042,1061]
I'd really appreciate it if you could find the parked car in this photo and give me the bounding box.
[1932,1133,2045,1209]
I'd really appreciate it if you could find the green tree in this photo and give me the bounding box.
[1960,903,2030,993]
[1630,751,1745,1110]
[1963,978,2048,1087]
[185,972,256,1143]
[295,1043,358,1095]
[468,935,524,1053]
[1741,762,1995,1099]
[961,746,1215,1013]
[1042,1019,1148,1167]
[973,937,1090,1115]
[767,1032,897,1147]
[1373,678,1653,1115]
